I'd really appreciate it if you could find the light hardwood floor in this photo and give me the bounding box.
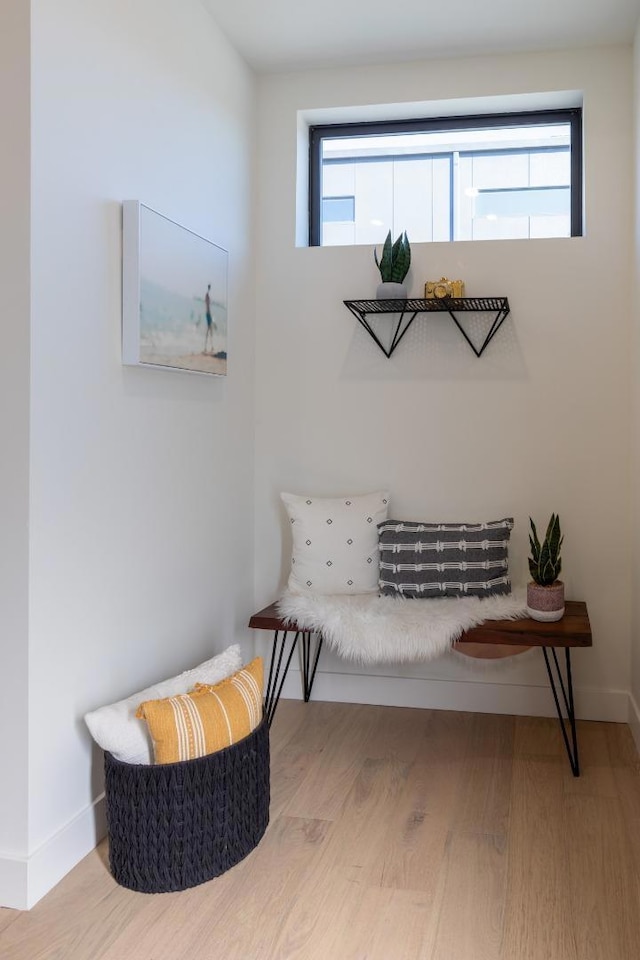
[2,700,640,960]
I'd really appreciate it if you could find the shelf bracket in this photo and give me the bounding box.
[344,299,419,358]
[446,302,511,358]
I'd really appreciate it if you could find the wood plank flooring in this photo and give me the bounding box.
[2,700,640,960]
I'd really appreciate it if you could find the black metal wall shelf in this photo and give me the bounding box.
[343,296,510,358]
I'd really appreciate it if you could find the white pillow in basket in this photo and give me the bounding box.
[84,643,243,765]
[281,490,390,595]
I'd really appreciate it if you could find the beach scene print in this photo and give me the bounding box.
[137,205,227,376]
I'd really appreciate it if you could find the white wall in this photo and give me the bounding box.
[255,47,633,721]
[0,0,31,907]
[631,23,640,750]
[0,0,256,910]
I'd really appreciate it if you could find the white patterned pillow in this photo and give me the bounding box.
[84,644,243,764]
[281,491,390,595]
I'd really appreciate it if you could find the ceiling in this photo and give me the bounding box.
[202,0,640,73]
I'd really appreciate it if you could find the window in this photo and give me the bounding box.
[309,109,582,246]
[322,195,355,223]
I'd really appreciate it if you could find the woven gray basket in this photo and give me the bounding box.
[104,718,270,893]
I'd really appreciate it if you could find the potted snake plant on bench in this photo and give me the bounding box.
[527,513,565,621]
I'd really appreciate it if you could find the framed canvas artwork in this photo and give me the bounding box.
[122,201,228,376]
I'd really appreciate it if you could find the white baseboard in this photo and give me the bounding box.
[0,856,28,913]
[279,668,629,723]
[628,694,640,755]
[0,795,107,911]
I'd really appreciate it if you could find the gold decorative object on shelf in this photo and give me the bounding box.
[424,277,465,299]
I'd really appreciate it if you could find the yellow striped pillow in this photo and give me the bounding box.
[136,657,263,764]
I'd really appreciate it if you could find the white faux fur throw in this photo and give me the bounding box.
[277,589,528,665]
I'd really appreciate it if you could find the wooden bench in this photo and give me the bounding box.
[249,600,592,776]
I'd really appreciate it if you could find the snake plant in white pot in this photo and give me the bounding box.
[527,514,565,621]
[374,230,411,299]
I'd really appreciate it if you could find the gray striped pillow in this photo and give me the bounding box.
[378,518,513,599]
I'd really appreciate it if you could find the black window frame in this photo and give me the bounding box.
[308,108,583,247]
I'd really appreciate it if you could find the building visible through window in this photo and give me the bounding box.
[309,110,582,247]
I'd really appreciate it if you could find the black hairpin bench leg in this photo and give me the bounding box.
[542,647,580,777]
[264,629,324,725]
[264,629,300,726]
[301,632,323,702]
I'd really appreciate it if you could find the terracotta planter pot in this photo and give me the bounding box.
[526,581,565,622]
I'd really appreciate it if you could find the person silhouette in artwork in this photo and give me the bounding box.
[203,284,215,354]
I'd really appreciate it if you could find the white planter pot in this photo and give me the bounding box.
[376,281,408,300]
